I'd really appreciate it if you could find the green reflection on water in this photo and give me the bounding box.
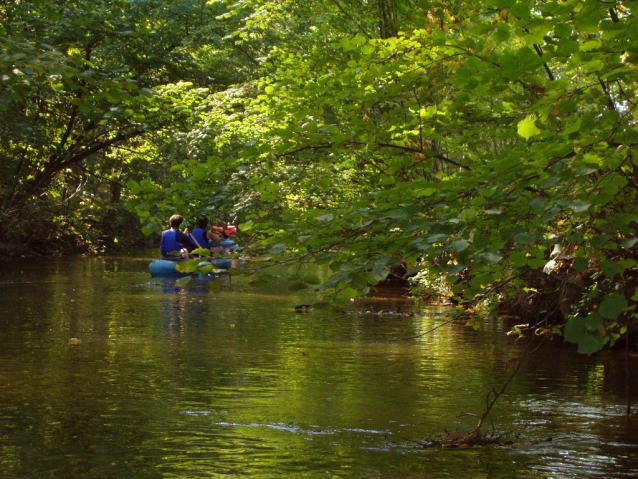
[0,255,637,478]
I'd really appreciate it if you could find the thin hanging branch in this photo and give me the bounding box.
[533,43,555,81]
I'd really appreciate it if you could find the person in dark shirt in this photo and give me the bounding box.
[190,217,224,254]
[160,214,197,259]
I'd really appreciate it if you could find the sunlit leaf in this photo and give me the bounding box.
[517,116,542,140]
[337,287,358,299]
[197,265,214,274]
[175,276,191,288]
[174,259,200,273]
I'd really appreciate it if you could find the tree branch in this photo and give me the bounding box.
[533,43,555,81]
[26,128,146,196]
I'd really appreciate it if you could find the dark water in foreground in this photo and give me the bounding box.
[1,254,637,478]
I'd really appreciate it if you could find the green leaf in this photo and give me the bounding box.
[370,263,390,282]
[564,201,591,213]
[573,257,589,271]
[175,276,191,288]
[564,313,605,354]
[601,260,627,278]
[140,179,156,191]
[361,45,375,55]
[445,264,465,275]
[288,281,308,291]
[302,275,322,285]
[239,221,254,232]
[577,164,598,176]
[493,28,510,44]
[126,180,141,193]
[471,196,487,207]
[174,259,201,273]
[513,233,536,245]
[580,39,602,51]
[388,205,420,220]
[448,240,470,252]
[197,265,214,274]
[338,287,358,299]
[352,35,367,46]
[460,208,478,221]
[598,294,628,319]
[415,188,437,197]
[517,116,542,140]
[510,2,530,18]
[590,235,610,247]
[191,248,211,256]
[479,253,503,264]
[426,234,448,243]
[269,244,287,254]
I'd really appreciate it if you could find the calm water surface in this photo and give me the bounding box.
[1,253,637,478]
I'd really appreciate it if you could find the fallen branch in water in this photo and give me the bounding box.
[418,424,551,448]
[418,337,545,447]
[458,337,542,440]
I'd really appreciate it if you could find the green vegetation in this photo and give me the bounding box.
[0,0,257,253]
[3,0,638,354]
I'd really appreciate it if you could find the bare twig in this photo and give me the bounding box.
[459,337,543,437]
[626,333,631,415]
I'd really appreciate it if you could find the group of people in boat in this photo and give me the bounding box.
[160,214,236,259]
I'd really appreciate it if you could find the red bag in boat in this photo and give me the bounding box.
[224,224,237,237]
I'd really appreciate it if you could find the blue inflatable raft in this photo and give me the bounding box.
[219,238,239,251]
[149,257,232,277]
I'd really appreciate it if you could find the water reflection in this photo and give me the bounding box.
[0,254,637,478]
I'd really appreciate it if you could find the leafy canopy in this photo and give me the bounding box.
[129,0,638,353]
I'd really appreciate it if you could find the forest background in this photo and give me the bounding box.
[2,0,638,354]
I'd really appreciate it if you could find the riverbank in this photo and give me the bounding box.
[0,236,154,262]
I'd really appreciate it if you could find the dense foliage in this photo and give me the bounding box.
[4,0,638,354]
[0,0,257,252]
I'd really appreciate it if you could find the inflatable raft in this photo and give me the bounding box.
[149,257,232,277]
[219,238,239,251]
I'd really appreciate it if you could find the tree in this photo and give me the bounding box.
[0,0,258,248]
[127,0,638,353]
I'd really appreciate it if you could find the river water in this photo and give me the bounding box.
[1,253,637,478]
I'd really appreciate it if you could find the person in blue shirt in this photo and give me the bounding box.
[190,217,224,254]
[160,214,198,259]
